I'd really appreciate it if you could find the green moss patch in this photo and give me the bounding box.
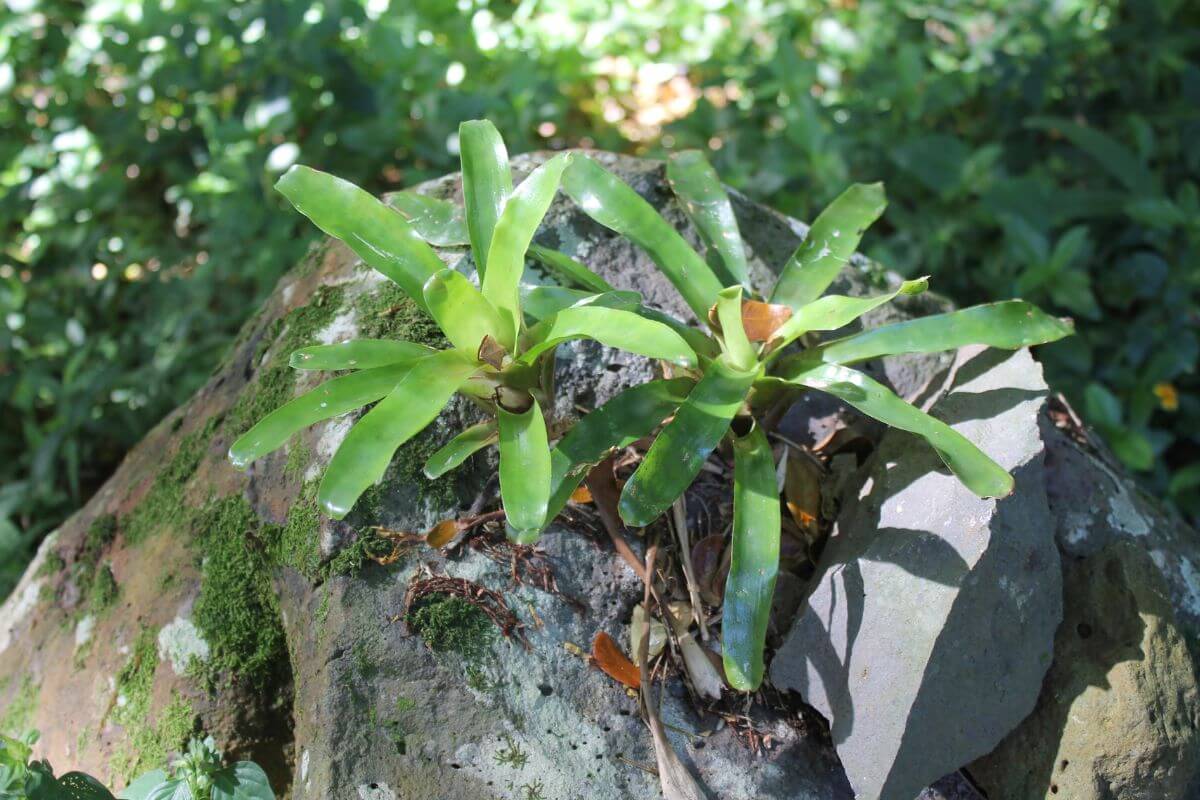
[406,594,494,661]
[123,416,220,545]
[88,564,118,613]
[353,284,446,347]
[0,676,39,736]
[110,627,197,781]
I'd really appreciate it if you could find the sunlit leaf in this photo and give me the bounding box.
[483,153,574,346]
[519,285,641,321]
[770,183,887,310]
[722,422,780,691]
[289,339,436,371]
[768,277,928,352]
[667,149,750,289]
[783,362,1014,498]
[228,363,415,469]
[459,119,512,276]
[518,306,697,367]
[712,286,755,370]
[211,761,275,800]
[562,155,724,321]
[422,268,508,355]
[740,300,792,342]
[388,190,469,247]
[275,166,442,311]
[795,300,1075,366]
[619,358,758,527]
[318,351,478,518]
[497,397,551,541]
[423,420,497,479]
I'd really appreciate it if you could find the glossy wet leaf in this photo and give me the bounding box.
[784,362,1014,497]
[768,276,928,351]
[528,244,616,293]
[667,149,750,289]
[619,358,758,527]
[483,153,573,345]
[771,182,887,310]
[318,351,478,518]
[497,397,551,541]
[422,268,508,355]
[228,363,416,469]
[518,306,697,367]
[459,119,512,276]
[542,378,694,531]
[388,190,469,247]
[423,420,497,479]
[712,286,756,370]
[592,631,640,688]
[289,339,435,371]
[722,423,780,691]
[275,166,442,311]
[798,300,1075,366]
[562,155,723,320]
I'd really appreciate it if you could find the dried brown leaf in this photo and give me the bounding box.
[593,631,641,689]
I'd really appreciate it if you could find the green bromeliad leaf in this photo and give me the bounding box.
[422,268,508,356]
[527,244,616,294]
[519,285,641,321]
[289,339,436,371]
[459,119,513,277]
[518,306,697,367]
[722,422,780,691]
[275,166,443,311]
[483,153,574,346]
[561,155,724,321]
[783,361,1014,497]
[318,351,478,518]
[795,300,1075,367]
[713,286,756,370]
[423,420,498,479]
[767,277,928,353]
[666,150,750,289]
[541,378,694,534]
[618,357,758,527]
[228,363,415,469]
[770,182,887,310]
[388,190,469,247]
[497,397,551,542]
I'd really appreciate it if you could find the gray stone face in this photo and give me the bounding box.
[771,346,1063,800]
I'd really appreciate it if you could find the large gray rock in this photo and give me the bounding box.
[771,346,1063,799]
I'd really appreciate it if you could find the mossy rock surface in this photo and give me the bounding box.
[0,152,1193,800]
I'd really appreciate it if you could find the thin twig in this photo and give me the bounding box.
[671,496,709,641]
[584,456,648,582]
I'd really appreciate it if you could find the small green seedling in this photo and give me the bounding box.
[229,121,696,540]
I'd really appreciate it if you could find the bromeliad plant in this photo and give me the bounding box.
[535,151,1074,690]
[228,121,697,540]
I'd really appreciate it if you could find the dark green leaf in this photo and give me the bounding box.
[783,362,1014,497]
[117,770,168,800]
[289,340,435,371]
[722,422,779,691]
[229,363,415,469]
[770,183,887,310]
[561,155,724,321]
[528,244,616,294]
[619,357,758,526]
[459,119,513,277]
[318,351,478,518]
[211,762,275,800]
[423,421,497,479]
[1027,117,1158,196]
[275,166,442,312]
[667,150,750,289]
[497,398,551,541]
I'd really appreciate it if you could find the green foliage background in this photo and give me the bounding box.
[1,0,1197,597]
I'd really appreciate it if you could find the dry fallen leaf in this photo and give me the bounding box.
[784,450,822,540]
[569,484,594,504]
[630,604,668,661]
[476,334,507,369]
[593,631,641,689]
[425,519,462,549]
[678,632,725,700]
[740,299,793,341]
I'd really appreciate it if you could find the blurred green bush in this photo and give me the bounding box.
[1,0,1196,597]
